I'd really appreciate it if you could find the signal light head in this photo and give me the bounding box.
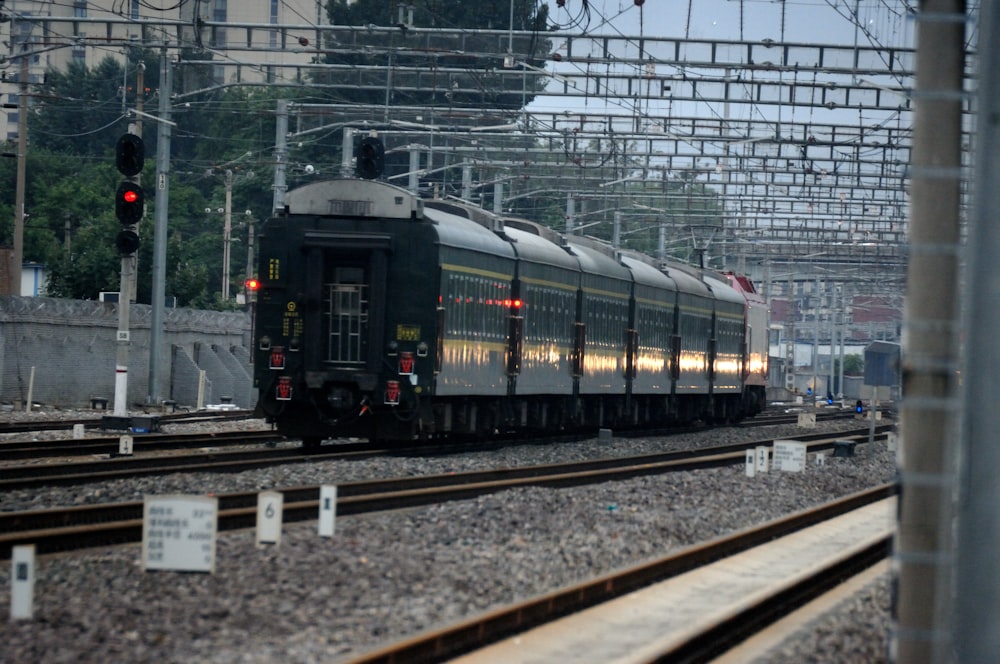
[355,136,385,180]
[245,278,260,291]
[115,229,140,256]
[115,181,144,225]
[115,133,145,177]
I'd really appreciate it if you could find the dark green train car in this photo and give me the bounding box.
[252,177,766,445]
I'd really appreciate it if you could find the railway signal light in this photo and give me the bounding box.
[115,132,144,177]
[356,136,385,180]
[115,181,145,225]
[114,132,145,255]
[856,400,864,414]
[115,229,140,256]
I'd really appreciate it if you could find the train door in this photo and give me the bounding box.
[302,240,388,380]
[325,266,369,366]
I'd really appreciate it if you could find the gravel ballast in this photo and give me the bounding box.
[1,414,896,663]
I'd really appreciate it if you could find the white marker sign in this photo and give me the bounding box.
[142,495,218,573]
[745,449,756,477]
[318,485,337,537]
[10,545,35,620]
[755,446,770,474]
[256,491,283,545]
[773,440,808,473]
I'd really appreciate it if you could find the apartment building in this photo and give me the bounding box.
[1,0,327,140]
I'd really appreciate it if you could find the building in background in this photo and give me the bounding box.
[1,0,327,142]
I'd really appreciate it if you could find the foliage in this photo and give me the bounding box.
[843,354,864,375]
[31,50,160,158]
[321,0,552,110]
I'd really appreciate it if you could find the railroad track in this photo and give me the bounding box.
[0,427,892,559]
[349,484,897,664]
[0,428,287,460]
[0,409,255,435]
[0,420,892,492]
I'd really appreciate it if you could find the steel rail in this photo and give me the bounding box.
[0,428,892,559]
[348,484,897,664]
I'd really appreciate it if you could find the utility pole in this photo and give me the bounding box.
[149,46,173,405]
[222,169,233,300]
[272,99,288,212]
[10,48,27,296]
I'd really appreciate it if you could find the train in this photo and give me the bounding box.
[250,173,769,446]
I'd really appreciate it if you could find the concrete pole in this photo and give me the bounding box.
[340,126,355,179]
[273,99,289,211]
[895,1,965,661]
[955,1,1000,660]
[222,170,233,300]
[149,48,173,404]
[11,52,28,295]
[493,180,503,214]
[565,194,575,234]
[408,147,420,193]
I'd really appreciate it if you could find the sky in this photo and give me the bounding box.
[552,0,917,47]
[525,1,919,125]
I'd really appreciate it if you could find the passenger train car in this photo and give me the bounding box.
[251,176,768,445]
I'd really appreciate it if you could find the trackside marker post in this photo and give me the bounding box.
[10,545,35,621]
[755,446,770,474]
[745,449,756,477]
[118,435,133,456]
[319,485,337,537]
[256,491,283,545]
[142,495,218,573]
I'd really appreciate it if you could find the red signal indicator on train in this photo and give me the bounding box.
[245,278,260,291]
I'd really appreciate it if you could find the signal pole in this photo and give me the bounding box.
[112,130,144,417]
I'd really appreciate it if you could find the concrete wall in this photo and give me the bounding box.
[0,295,255,410]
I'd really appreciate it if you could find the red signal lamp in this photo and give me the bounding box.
[245,278,260,291]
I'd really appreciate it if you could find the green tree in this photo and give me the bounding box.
[321,0,552,110]
[843,354,864,375]
[31,51,161,158]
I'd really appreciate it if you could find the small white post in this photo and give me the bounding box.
[24,366,35,412]
[10,545,35,621]
[196,370,206,410]
[256,491,283,545]
[318,485,337,537]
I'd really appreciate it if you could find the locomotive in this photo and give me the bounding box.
[251,176,769,446]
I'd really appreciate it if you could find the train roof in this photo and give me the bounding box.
[619,254,678,292]
[563,236,633,283]
[659,262,712,298]
[502,225,581,271]
[424,205,517,259]
[283,179,423,219]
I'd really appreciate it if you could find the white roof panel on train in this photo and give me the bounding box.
[284,179,422,219]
